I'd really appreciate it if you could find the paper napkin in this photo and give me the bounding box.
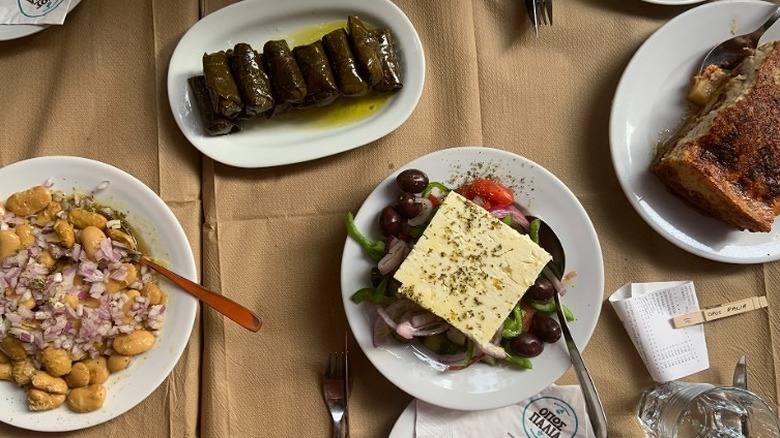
[0,0,73,25]
[609,281,709,382]
[416,385,594,438]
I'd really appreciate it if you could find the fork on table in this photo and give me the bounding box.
[524,0,553,36]
[322,351,349,438]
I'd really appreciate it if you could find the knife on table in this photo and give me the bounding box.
[733,355,749,437]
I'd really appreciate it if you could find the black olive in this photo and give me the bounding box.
[532,313,562,343]
[396,169,429,193]
[510,332,544,357]
[379,206,403,236]
[396,192,421,219]
[526,277,555,301]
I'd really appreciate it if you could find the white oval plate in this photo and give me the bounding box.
[341,147,604,411]
[0,0,82,41]
[609,0,780,264]
[167,0,424,168]
[0,156,197,432]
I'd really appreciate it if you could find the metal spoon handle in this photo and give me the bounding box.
[553,290,607,438]
[141,258,263,332]
[567,337,608,437]
[758,5,780,35]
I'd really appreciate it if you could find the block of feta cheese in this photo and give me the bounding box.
[393,191,551,359]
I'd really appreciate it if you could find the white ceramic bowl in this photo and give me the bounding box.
[0,156,197,431]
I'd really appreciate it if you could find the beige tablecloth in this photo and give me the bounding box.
[0,0,778,437]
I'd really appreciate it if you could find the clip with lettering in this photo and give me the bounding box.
[671,296,768,328]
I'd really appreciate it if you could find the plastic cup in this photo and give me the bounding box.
[637,381,780,437]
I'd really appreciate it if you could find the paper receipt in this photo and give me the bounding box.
[609,281,709,382]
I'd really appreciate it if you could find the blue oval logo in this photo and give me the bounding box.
[522,396,579,438]
[16,0,65,18]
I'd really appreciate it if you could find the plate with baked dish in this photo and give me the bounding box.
[341,147,604,410]
[610,0,780,264]
[167,0,424,168]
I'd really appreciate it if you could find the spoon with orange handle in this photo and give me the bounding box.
[138,256,262,332]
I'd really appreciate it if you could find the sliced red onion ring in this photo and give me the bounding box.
[489,204,531,230]
[377,238,410,275]
[543,266,568,297]
[408,197,434,227]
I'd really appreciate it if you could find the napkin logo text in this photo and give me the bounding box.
[17,0,63,17]
[521,396,578,438]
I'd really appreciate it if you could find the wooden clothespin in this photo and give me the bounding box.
[671,296,769,328]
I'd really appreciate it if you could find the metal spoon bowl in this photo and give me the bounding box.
[699,4,780,74]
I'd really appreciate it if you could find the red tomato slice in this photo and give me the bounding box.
[468,179,514,207]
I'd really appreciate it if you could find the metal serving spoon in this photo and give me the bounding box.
[115,219,263,332]
[534,218,608,438]
[699,4,780,74]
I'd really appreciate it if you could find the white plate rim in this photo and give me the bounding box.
[166,0,425,168]
[340,146,605,411]
[640,0,705,5]
[609,0,780,264]
[388,400,415,438]
[0,156,197,432]
[0,0,82,42]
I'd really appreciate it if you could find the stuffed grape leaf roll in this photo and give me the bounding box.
[373,28,403,92]
[347,15,383,87]
[293,41,340,107]
[228,43,274,117]
[263,39,307,105]
[322,28,368,97]
[202,51,244,119]
[188,76,241,136]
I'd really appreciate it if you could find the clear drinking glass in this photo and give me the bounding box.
[637,381,780,437]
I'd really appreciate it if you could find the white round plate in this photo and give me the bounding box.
[0,156,197,431]
[340,147,604,411]
[388,400,415,438]
[167,0,424,168]
[0,0,82,41]
[609,0,780,264]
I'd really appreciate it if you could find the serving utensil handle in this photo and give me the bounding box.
[141,258,263,332]
[553,289,607,438]
[566,339,608,438]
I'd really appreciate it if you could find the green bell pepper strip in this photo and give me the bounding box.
[501,305,524,338]
[528,218,541,244]
[528,300,575,322]
[350,276,389,304]
[502,215,513,226]
[420,182,451,198]
[344,212,385,261]
[504,353,533,369]
[529,299,557,314]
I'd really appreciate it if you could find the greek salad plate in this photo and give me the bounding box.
[340,147,604,410]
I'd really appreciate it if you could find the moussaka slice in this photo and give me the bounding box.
[650,41,780,232]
